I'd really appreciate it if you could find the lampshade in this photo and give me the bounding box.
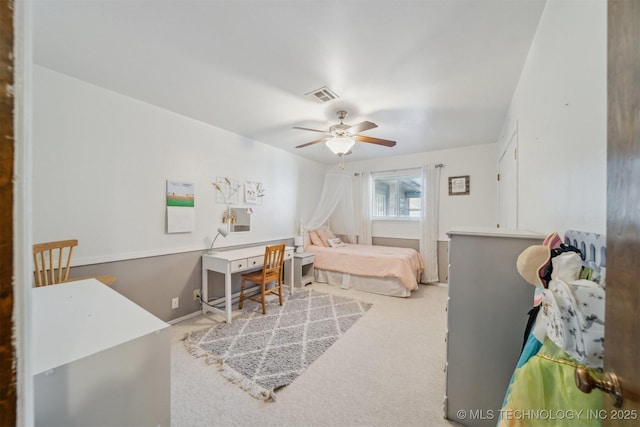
[209,226,229,252]
[294,236,304,246]
[217,226,229,238]
[325,136,355,155]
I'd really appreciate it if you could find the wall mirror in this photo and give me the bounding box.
[222,206,251,232]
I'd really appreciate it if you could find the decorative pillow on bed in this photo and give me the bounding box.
[327,237,346,248]
[315,227,336,247]
[308,231,325,246]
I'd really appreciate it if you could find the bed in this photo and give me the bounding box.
[305,240,424,297]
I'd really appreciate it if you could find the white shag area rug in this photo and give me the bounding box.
[183,289,372,401]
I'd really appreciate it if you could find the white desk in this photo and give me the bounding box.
[201,245,294,322]
[32,279,170,426]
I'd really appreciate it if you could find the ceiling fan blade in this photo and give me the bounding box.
[295,137,330,148]
[347,120,378,134]
[292,126,330,134]
[355,135,396,147]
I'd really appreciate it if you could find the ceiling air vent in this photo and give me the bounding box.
[305,86,339,103]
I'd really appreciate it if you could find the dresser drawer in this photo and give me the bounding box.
[247,256,263,268]
[230,259,247,272]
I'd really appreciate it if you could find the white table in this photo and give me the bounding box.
[32,279,170,426]
[201,245,294,322]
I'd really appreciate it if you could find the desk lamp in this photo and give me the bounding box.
[209,227,229,253]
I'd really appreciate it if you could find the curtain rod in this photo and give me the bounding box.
[354,164,445,176]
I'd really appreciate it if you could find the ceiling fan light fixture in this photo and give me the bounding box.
[325,136,355,156]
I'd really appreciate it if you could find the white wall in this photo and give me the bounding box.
[498,0,606,236]
[343,143,498,241]
[33,66,326,265]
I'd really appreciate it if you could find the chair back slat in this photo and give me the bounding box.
[262,244,285,279]
[33,240,79,287]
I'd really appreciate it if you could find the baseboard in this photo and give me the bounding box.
[167,311,201,325]
[168,286,271,325]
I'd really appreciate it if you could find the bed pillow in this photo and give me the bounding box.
[316,227,336,247]
[327,237,346,248]
[308,230,325,246]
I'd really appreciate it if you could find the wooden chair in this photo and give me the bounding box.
[238,244,286,314]
[33,239,116,287]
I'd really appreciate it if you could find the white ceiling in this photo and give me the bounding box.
[33,0,546,165]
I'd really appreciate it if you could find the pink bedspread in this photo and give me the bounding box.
[305,243,424,291]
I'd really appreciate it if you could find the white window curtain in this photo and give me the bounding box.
[358,172,372,245]
[419,164,441,283]
[305,172,357,243]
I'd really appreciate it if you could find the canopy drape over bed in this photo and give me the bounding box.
[304,172,357,243]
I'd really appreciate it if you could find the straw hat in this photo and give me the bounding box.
[516,245,551,287]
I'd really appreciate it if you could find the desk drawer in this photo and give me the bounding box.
[284,250,294,260]
[247,256,263,268]
[230,259,247,273]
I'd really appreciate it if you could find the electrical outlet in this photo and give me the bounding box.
[171,297,179,309]
[193,289,201,301]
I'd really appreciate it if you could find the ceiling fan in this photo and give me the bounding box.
[293,110,396,157]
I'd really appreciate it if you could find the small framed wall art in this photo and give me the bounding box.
[244,181,265,205]
[244,182,258,204]
[213,176,241,205]
[448,175,470,196]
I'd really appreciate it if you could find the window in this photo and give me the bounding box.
[372,170,422,219]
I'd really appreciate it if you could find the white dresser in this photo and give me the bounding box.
[445,228,543,426]
[33,279,170,427]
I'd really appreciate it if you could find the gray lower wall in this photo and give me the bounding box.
[71,237,449,322]
[372,236,420,252]
[70,238,294,322]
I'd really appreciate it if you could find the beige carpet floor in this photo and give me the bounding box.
[170,282,462,427]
